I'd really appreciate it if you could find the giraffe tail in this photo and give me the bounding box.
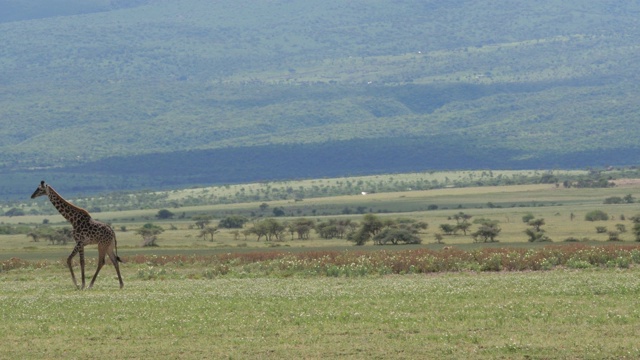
[115,237,125,264]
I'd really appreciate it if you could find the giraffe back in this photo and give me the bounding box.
[75,218,116,246]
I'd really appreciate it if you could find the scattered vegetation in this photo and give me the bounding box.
[585,210,610,222]
[136,223,164,247]
[4,244,640,275]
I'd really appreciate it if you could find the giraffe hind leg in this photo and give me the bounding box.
[67,243,81,290]
[107,251,124,289]
[88,247,106,289]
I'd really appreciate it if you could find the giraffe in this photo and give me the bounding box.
[31,180,124,289]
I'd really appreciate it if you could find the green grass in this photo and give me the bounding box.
[2,266,640,358]
[4,178,640,358]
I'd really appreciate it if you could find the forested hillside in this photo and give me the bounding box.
[1,0,640,197]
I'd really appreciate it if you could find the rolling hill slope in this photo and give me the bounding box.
[1,0,640,197]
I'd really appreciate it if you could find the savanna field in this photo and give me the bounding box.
[5,2,640,358]
[3,173,640,359]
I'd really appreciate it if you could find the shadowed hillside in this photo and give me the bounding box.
[1,0,640,197]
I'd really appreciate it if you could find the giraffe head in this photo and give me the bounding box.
[30,180,49,199]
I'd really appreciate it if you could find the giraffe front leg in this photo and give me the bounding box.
[67,243,81,290]
[79,245,86,290]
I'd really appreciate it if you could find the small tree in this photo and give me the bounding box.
[250,218,285,241]
[373,228,421,245]
[439,224,457,235]
[633,224,640,242]
[434,233,444,244]
[156,209,175,220]
[630,215,640,242]
[361,214,384,237]
[347,228,371,246]
[472,220,501,243]
[452,212,472,235]
[26,231,41,242]
[137,223,164,247]
[218,215,248,229]
[524,218,551,242]
[456,222,472,235]
[522,213,535,223]
[595,226,608,234]
[585,210,609,221]
[199,226,218,242]
[607,231,621,242]
[192,214,213,230]
[528,218,545,231]
[289,218,315,240]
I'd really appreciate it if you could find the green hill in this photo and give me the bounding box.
[1,0,640,197]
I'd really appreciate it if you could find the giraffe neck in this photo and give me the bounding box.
[46,186,91,226]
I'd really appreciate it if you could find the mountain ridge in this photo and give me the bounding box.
[1,0,639,197]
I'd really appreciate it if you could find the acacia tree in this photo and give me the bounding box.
[137,223,164,247]
[373,228,421,245]
[348,215,427,246]
[472,220,501,243]
[631,215,640,242]
[156,209,175,219]
[192,214,213,230]
[250,219,285,241]
[200,226,218,242]
[316,219,356,239]
[218,215,248,229]
[439,224,458,235]
[287,218,315,240]
[361,214,383,236]
[525,218,551,242]
[347,228,371,246]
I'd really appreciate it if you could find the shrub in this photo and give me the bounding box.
[603,196,623,204]
[522,213,535,223]
[633,223,640,242]
[347,228,370,246]
[585,210,609,221]
[607,231,621,242]
[218,215,249,229]
[155,209,175,219]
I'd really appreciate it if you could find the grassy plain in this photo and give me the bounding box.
[3,179,640,358]
[4,179,640,260]
[1,267,640,359]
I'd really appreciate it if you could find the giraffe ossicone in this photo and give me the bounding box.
[31,180,124,289]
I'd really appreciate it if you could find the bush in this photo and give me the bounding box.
[585,210,609,221]
[218,215,248,229]
[522,213,535,223]
[347,228,370,246]
[156,209,175,219]
[607,231,621,241]
[604,196,623,204]
[373,228,422,245]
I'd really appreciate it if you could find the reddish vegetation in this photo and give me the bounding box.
[4,244,640,275]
